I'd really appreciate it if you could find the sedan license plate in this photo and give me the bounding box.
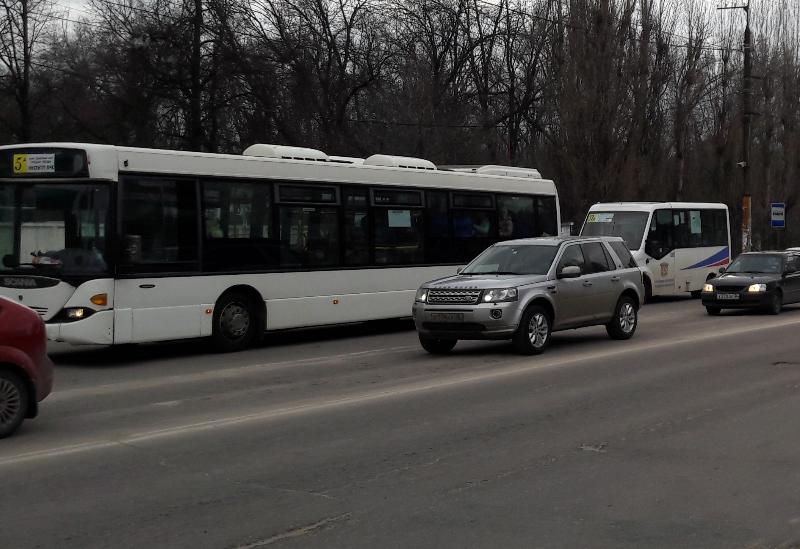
[717,292,740,300]
[430,312,464,322]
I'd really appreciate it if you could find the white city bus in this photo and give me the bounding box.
[580,202,730,298]
[0,143,560,350]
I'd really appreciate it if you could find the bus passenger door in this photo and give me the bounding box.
[113,176,206,344]
[644,209,676,295]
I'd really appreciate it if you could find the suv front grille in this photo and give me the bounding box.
[427,289,482,305]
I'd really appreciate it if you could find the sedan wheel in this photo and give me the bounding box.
[0,371,28,439]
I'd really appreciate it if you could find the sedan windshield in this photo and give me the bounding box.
[462,244,559,275]
[581,211,649,249]
[726,254,784,274]
[1,183,110,276]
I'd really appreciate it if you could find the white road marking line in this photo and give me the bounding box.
[3,316,800,467]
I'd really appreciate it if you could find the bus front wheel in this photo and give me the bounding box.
[212,291,258,352]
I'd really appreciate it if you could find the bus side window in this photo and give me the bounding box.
[701,209,728,247]
[645,209,674,259]
[121,177,198,270]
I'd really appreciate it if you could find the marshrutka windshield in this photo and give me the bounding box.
[582,211,649,249]
[462,244,559,275]
[0,183,110,276]
[726,254,784,274]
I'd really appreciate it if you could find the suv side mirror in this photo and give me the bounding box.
[557,265,582,279]
[456,266,463,274]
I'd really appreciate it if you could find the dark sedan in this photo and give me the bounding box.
[701,251,800,315]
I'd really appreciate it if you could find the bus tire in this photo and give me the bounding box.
[212,291,258,352]
[419,335,457,355]
[643,277,653,303]
[0,369,29,439]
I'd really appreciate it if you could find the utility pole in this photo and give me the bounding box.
[719,0,753,252]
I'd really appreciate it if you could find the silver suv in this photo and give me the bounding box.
[413,236,644,355]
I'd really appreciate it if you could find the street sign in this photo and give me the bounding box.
[771,202,786,228]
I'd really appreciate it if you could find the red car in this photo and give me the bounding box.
[0,296,54,438]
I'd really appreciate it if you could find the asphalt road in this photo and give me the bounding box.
[3,298,800,548]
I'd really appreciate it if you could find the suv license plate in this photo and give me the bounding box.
[717,293,740,300]
[430,312,464,322]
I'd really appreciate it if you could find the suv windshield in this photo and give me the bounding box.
[582,211,649,249]
[0,183,111,276]
[726,254,784,274]
[462,244,559,275]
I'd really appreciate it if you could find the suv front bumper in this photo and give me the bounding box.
[412,301,521,340]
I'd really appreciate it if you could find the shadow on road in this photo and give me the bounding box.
[50,318,416,367]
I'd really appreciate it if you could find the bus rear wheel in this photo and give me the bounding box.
[212,291,258,352]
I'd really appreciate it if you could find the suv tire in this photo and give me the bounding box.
[606,295,638,340]
[419,335,457,354]
[513,305,552,355]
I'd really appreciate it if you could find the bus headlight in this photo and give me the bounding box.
[703,283,714,292]
[747,283,767,293]
[482,288,518,303]
[59,307,95,322]
[415,288,428,302]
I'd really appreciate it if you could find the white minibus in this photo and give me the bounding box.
[581,202,730,298]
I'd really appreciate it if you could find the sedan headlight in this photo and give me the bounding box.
[482,288,518,303]
[703,283,714,292]
[415,288,429,302]
[747,283,767,293]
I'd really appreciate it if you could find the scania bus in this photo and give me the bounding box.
[0,143,559,351]
[580,202,730,298]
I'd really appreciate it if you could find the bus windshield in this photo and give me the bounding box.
[582,211,649,249]
[461,244,559,275]
[0,183,110,276]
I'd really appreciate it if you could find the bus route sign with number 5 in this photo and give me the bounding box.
[13,153,55,174]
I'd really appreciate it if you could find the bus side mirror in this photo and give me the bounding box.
[123,235,142,264]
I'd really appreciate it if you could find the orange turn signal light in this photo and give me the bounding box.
[90,293,108,306]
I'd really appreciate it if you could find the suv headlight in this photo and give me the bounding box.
[747,283,767,293]
[703,283,714,292]
[482,288,518,303]
[415,288,429,302]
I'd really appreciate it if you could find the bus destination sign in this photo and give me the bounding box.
[0,148,89,178]
[13,153,55,174]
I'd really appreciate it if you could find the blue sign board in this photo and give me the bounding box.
[771,202,786,228]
